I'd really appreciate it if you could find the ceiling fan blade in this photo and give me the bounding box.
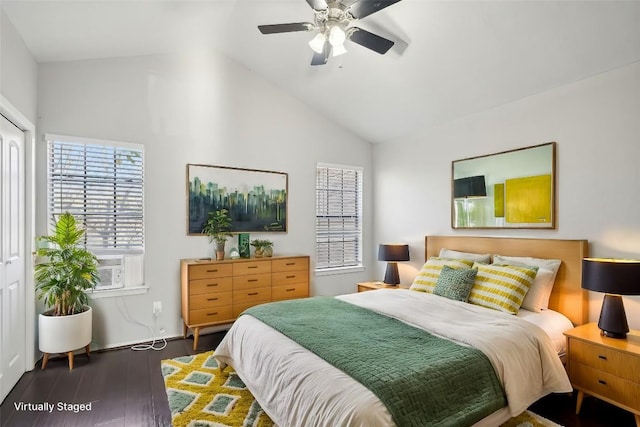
[311,41,331,66]
[348,27,394,54]
[306,0,328,11]
[348,0,402,19]
[258,23,314,34]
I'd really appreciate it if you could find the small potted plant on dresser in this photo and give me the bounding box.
[35,212,99,370]
[251,239,274,257]
[202,208,233,260]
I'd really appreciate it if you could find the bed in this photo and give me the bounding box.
[214,236,589,426]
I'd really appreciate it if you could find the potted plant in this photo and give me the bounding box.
[35,212,99,370]
[251,239,274,258]
[202,208,233,260]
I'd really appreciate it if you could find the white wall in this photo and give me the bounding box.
[0,9,38,124]
[373,61,640,329]
[37,50,374,349]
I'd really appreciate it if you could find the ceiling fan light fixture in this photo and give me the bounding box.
[332,43,347,57]
[328,25,346,47]
[309,32,327,53]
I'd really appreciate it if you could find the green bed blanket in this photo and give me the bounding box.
[243,297,506,427]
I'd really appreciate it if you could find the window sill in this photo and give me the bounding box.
[88,285,149,299]
[315,266,365,277]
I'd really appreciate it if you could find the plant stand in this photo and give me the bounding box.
[41,345,91,370]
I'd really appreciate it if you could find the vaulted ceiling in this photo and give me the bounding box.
[3,0,640,143]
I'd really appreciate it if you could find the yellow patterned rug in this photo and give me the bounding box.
[161,350,561,427]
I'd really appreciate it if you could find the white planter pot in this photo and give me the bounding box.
[39,306,92,354]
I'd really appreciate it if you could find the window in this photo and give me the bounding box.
[46,134,145,294]
[315,163,363,273]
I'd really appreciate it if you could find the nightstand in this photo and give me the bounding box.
[564,323,640,426]
[357,281,407,292]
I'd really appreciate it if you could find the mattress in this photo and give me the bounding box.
[214,289,572,427]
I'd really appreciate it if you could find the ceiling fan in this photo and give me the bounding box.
[258,0,403,66]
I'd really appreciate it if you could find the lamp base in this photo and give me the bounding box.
[383,262,400,285]
[598,294,629,339]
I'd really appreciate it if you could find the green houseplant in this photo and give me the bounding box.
[250,239,274,258]
[202,208,233,260]
[35,212,99,369]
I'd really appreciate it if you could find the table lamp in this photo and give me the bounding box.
[378,244,410,285]
[582,258,640,339]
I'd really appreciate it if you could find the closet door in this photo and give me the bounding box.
[0,114,26,403]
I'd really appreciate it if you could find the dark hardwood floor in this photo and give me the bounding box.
[1,332,635,427]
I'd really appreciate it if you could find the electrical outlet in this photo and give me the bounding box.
[153,301,162,316]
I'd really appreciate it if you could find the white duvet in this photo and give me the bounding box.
[214,289,572,427]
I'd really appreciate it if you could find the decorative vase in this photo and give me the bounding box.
[239,233,250,258]
[254,248,263,258]
[215,241,225,261]
[263,246,273,257]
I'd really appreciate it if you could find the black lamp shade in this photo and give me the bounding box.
[454,175,487,198]
[582,258,640,338]
[378,244,410,285]
[378,244,410,262]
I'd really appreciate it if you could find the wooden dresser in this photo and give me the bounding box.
[564,322,640,426]
[180,255,309,349]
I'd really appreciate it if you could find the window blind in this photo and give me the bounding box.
[47,136,144,251]
[316,164,363,270]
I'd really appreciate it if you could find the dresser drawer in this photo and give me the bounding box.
[189,291,232,310]
[272,283,308,301]
[189,305,233,325]
[233,302,265,318]
[272,257,309,273]
[188,263,233,280]
[189,277,233,295]
[570,339,640,382]
[272,270,309,286]
[570,362,640,411]
[233,273,271,290]
[233,260,271,276]
[233,287,271,306]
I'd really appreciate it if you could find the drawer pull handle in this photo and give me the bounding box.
[286,262,295,265]
[248,279,258,282]
[598,355,607,360]
[207,298,218,301]
[286,288,295,292]
[248,292,258,296]
[248,266,258,269]
[286,275,295,279]
[206,283,218,287]
[206,269,218,273]
[207,312,218,316]
[598,379,607,385]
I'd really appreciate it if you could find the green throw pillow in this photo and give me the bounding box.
[433,265,477,302]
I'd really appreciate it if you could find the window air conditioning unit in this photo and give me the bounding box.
[97,255,125,290]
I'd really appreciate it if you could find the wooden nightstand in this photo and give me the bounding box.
[357,281,407,292]
[564,323,640,426]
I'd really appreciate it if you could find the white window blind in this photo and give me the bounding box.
[46,135,144,252]
[316,163,363,271]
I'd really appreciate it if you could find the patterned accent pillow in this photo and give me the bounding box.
[433,265,477,302]
[493,255,562,310]
[468,263,538,314]
[410,257,474,293]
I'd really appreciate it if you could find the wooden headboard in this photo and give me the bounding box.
[425,236,589,326]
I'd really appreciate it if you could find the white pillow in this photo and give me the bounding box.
[519,268,555,312]
[439,248,491,263]
[492,255,562,310]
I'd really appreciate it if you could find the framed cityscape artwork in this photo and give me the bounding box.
[187,164,288,234]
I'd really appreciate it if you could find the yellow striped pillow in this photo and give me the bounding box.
[468,263,538,314]
[410,258,475,293]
